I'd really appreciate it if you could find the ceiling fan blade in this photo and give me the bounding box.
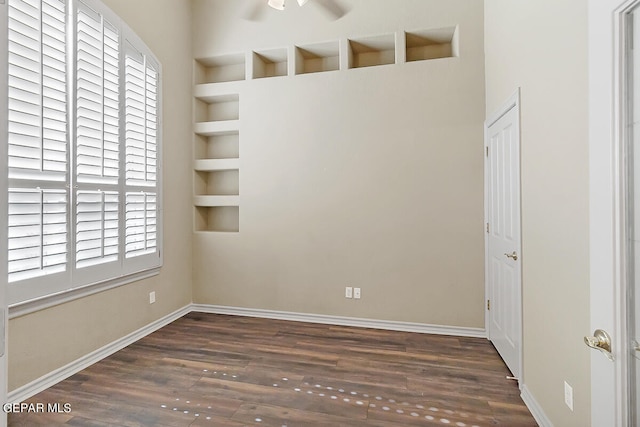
[243,0,267,21]
[312,0,350,20]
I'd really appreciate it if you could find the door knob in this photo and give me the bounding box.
[584,329,614,361]
[633,341,640,360]
[504,251,518,261]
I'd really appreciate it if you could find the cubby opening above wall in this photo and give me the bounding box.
[295,41,340,75]
[191,26,459,233]
[192,27,458,83]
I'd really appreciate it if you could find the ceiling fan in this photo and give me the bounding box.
[244,0,350,21]
[267,0,308,10]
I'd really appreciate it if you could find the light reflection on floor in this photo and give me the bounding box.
[159,369,484,426]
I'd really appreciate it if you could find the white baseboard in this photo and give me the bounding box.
[8,304,191,404]
[191,304,486,338]
[521,384,554,427]
[8,303,485,403]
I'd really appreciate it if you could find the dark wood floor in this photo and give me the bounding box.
[9,313,537,426]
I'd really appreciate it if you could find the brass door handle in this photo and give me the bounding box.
[584,329,614,361]
[504,251,518,261]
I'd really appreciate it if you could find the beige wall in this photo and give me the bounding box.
[5,2,595,424]
[191,0,486,327]
[8,0,194,391]
[484,1,591,425]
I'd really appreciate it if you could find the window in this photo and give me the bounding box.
[6,0,162,309]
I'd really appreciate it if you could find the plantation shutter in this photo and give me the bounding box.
[6,0,161,307]
[125,192,157,258]
[8,189,67,282]
[76,2,119,184]
[124,44,159,261]
[75,191,119,268]
[7,0,68,285]
[75,1,120,272]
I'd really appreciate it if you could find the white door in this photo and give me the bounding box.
[485,91,522,381]
[628,9,640,426]
[0,0,8,425]
[589,0,639,425]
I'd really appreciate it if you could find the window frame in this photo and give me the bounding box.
[5,0,163,317]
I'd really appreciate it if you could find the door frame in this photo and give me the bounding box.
[484,88,523,384]
[589,0,635,425]
[1,0,8,425]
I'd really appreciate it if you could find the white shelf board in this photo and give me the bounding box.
[194,120,240,136]
[193,195,240,207]
[194,158,240,171]
[194,83,241,103]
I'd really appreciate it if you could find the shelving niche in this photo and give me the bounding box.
[405,27,458,62]
[195,206,239,233]
[193,66,241,232]
[348,34,396,69]
[194,169,239,197]
[194,133,239,161]
[295,41,340,75]
[192,158,240,231]
[194,54,246,84]
[193,90,240,140]
[252,48,288,79]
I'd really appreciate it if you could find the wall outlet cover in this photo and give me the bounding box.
[564,381,573,411]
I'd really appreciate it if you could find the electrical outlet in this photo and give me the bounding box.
[354,287,361,299]
[345,287,353,298]
[149,291,156,304]
[564,381,573,411]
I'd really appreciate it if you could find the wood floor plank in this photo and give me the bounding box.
[231,403,383,427]
[8,313,538,426]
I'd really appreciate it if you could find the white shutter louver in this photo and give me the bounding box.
[125,192,156,258]
[76,191,119,268]
[8,0,67,181]
[76,3,119,184]
[125,52,157,186]
[8,188,67,282]
[145,66,158,184]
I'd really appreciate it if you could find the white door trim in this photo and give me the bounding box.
[589,0,635,425]
[0,0,9,425]
[484,88,523,383]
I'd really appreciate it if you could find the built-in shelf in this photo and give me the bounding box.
[405,27,458,62]
[194,83,242,102]
[194,133,240,161]
[194,158,240,171]
[194,169,239,197]
[194,93,239,123]
[193,195,240,207]
[192,26,459,233]
[195,206,239,232]
[348,34,396,69]
[195,54,246,84]
[252,48,288,79]
[194,120,240,136]
[193,56,243,233]
[295,41,340,75]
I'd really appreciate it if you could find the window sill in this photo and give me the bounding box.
[8,267,161,319]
